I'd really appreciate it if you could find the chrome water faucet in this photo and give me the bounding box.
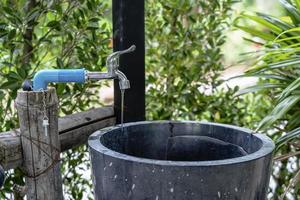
[86,45,136,90]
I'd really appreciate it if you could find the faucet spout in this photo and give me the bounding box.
[115,70,130,90]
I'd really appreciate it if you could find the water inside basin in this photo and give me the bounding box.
[100,122,261,162]
[166,135,248,161]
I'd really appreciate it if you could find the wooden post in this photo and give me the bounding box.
[113,0,145,123]
[16,88,63,200]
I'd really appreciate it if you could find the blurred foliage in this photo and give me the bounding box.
[145,0,269,128]
[0,0,112,199]
[235,0,300,199]
[146,0,233,120]
[0,0,274,199]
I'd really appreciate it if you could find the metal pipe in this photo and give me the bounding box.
[85,72,115,80]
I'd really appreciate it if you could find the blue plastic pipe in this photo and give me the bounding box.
[33,69,86,91]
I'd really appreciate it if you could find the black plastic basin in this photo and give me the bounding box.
[89,121,274,200]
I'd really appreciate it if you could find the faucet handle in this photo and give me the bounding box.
[116,45,136,56]
[106,45,136,72]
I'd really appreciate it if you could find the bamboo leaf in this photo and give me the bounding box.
[240,13,282,34]
[257,12,294,30]
[274,27,300,42]
[279,0,300,25]
[257,95,300,130]
[278,77,300,102]
[296,0,300,11]
[253,58,300,74]
[229,73,290,82]
[235,83,285,96]
[234,25,276,41]
[286,110,300,130]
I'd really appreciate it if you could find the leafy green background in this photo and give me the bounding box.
[235,0,300,198]
[0,0,112,199]
[0,0,290,199]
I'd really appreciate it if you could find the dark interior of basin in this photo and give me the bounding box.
[100,122,263,161]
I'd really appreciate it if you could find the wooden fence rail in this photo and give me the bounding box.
[0,106,115,170]
[0,87,115,200]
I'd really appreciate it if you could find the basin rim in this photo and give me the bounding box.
[88,121,275,166]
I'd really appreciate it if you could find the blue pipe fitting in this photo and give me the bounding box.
[33,69,86,91]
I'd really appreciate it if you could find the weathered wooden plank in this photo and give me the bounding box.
[58,107,114,132]
[60,117,115,152]
[16,88,63,200]
[0,107,115,170]
[0,130,22,170]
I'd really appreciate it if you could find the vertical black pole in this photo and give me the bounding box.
[113,0,145,123]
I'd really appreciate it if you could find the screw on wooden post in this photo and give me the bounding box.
[16,87,63,200]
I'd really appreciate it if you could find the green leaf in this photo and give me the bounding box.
[286,110,300,130]
[235,83,286,96]
[0,32,8,38]
[240,13,282,34]
[229,73,290,82]
[276,127,300,149]
[89,17,100,22]
[16,67,27,79]
[278,77,300,102]
[7,29,16,40]
[274,27,300,41]
[234,25,276,41]
[87,22,99,30]
[26,8,40,23]
[2,7,22,25]
[279,0,300,25]
[56,58,64,68]
[257,95,300,130]
[256,12,294,30]
[47,20,60,28]
[295,0,300,11]
[0,81,19,90]
[7,71,21,80]
[0,22,7,29]
[252,58,300,74]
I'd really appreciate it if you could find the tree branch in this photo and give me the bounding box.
[21,0,37,66]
